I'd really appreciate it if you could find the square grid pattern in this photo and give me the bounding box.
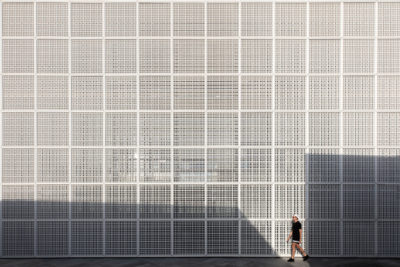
[0,0,399,258]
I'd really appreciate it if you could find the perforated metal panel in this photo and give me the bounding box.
[173,221,205,255]
[105,221,137,255]
[37,221,68,256]
[1,0,399,258]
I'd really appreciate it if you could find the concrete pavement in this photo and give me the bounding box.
[0,257,398,267]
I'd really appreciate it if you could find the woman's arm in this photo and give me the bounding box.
[299,229,302,243]
[286,231,293,242]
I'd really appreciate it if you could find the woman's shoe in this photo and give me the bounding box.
[303,255,309,261]
[288,258,294,262]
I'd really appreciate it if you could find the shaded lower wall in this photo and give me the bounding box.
[0,154,399,257]
[1,202,282,257]
[307,153,399,257]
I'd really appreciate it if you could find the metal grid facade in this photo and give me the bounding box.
[1,0,399,258]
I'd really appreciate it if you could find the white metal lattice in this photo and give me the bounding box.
[0,0,399,258]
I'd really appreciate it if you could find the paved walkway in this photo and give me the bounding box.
[0,257,398,267]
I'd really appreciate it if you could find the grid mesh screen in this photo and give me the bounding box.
[0,1,399,258]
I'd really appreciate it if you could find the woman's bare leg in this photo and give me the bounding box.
[291,243,296,259]
[295,244,307,256]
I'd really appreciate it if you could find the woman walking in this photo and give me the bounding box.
[286,214,309,262]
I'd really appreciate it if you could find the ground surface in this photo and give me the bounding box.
[0,257,398,267]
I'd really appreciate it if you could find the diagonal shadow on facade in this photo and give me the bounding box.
[0,153,399,258]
